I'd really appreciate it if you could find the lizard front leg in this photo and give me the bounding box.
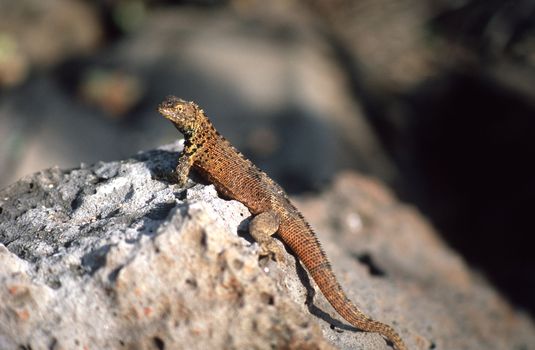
[176,151,194,187]
[249,211,285,263]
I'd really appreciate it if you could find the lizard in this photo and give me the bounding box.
[158,95,408,350]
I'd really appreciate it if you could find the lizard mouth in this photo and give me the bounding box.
[158,96,179,119]
[157,104,173,119]
[158,95,190,121]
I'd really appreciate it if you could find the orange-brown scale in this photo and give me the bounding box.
[158,96,407,350]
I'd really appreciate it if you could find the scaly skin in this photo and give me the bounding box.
[158,96,407,350]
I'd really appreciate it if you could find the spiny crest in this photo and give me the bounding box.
[158,95,203,134]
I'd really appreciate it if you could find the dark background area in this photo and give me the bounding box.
[1,0,534,318]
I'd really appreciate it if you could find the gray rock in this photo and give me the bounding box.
[1,144,534,349]
[0,142,331,350]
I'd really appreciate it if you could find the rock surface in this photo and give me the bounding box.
[1,143,534,349]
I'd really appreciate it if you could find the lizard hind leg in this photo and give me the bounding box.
[249,211,286,263]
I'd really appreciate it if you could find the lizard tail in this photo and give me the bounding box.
[278,212,407,350]
[309,265,408,350]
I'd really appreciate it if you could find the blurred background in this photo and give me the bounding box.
[1,0,534,319]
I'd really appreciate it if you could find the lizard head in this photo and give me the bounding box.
[158,96,201,135]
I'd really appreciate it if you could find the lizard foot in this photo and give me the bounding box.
[249,211,285,263]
